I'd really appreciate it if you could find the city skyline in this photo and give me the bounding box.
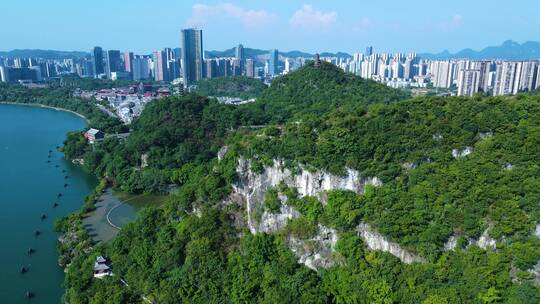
[1,0,539,54]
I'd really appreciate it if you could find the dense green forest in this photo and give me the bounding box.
[56,63,540,303]
[243,61,410,123]
[194,76,268,100]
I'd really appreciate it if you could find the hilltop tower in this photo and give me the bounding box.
[314,53,321,68]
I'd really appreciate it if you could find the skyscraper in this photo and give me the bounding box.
[132,56,151,81]
[268,49,278,76]
[106,50,122,79]
[246,59,255,78]
[124,52,134,73]
[236,44,245,75]
[457,69,481,96]
[366,46,373,56]
[181,28,204,87]
[494,62,519,96]
[153,51,165,81]
[93,47,105,77]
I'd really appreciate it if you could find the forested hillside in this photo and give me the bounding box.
[243,61,410,123]
[194,76,267,100]
[59,63,540,303]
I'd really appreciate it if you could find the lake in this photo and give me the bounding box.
[0,104,97,303]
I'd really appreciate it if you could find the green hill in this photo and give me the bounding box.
[195,76,267,100]
[248,61,409,123]
[58,64,540,304]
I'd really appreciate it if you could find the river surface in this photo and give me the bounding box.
[0,104,97,303]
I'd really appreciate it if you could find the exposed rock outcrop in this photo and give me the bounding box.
[478,131,494,140]
[257,194,301,233]
[468,228,497,250]
[288,225,339,271]
[356,223,425,264]
[443,234,459,251]
[217,146,229,161]
[233,158,381,234]
[452,147,473,158]
[229,158,383,269]
[529,262,540,286]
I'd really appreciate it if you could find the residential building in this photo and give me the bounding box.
[457,69,481,96]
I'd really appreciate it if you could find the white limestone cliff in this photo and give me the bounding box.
[233,158,381,234]
[356,223,425,264]
[229,158,385,269]
[288,225,339,271]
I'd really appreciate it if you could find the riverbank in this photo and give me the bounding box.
[0,102,90,123]
[82,188,167,243]
[82,188,122,243]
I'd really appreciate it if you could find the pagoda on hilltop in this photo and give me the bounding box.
[314,53,321,68]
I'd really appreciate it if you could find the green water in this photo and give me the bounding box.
[0,104,97,303]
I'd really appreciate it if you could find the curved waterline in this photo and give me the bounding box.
[0,102,90,123]
[106,193,146,230]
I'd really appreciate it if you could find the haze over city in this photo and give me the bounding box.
[1,0,539,54]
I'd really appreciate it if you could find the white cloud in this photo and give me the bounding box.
[187,3,276,28]
[450,14,463,27]
[289,5,337,31]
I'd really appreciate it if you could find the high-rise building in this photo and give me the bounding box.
[236,44,245,74]
[536,65,540,90]
[153,50,168,82]
[205,59,217,78]
[106,50,122,79]
[457,69,481,96]
[366,46,373,56]
[181,28,204,87]
[430,60,456,88]
[494,61,519,96]
[93,47,105,77]
[132,55,151,80]
[246,59,255,78]
[268,49,279,76]
[518,61,538,92]
[124,52,134,74]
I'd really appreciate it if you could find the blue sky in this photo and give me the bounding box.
[1,0,539,54]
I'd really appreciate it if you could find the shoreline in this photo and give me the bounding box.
[0,101,90,123]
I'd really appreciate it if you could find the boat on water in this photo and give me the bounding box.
[40,214,47,220]
[27,248,35,255]
[34,230,41,236]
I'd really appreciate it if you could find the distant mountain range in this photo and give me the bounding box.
[2,40,540,61]
[0,49,89,60]
[205,48,351,59]
[420,40,540,60]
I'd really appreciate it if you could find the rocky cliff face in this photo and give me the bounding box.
[444,228,498,252]
[288,225,339,271]
[233,158,381,234]
[356,223,425,264]
[229,158,429,269]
